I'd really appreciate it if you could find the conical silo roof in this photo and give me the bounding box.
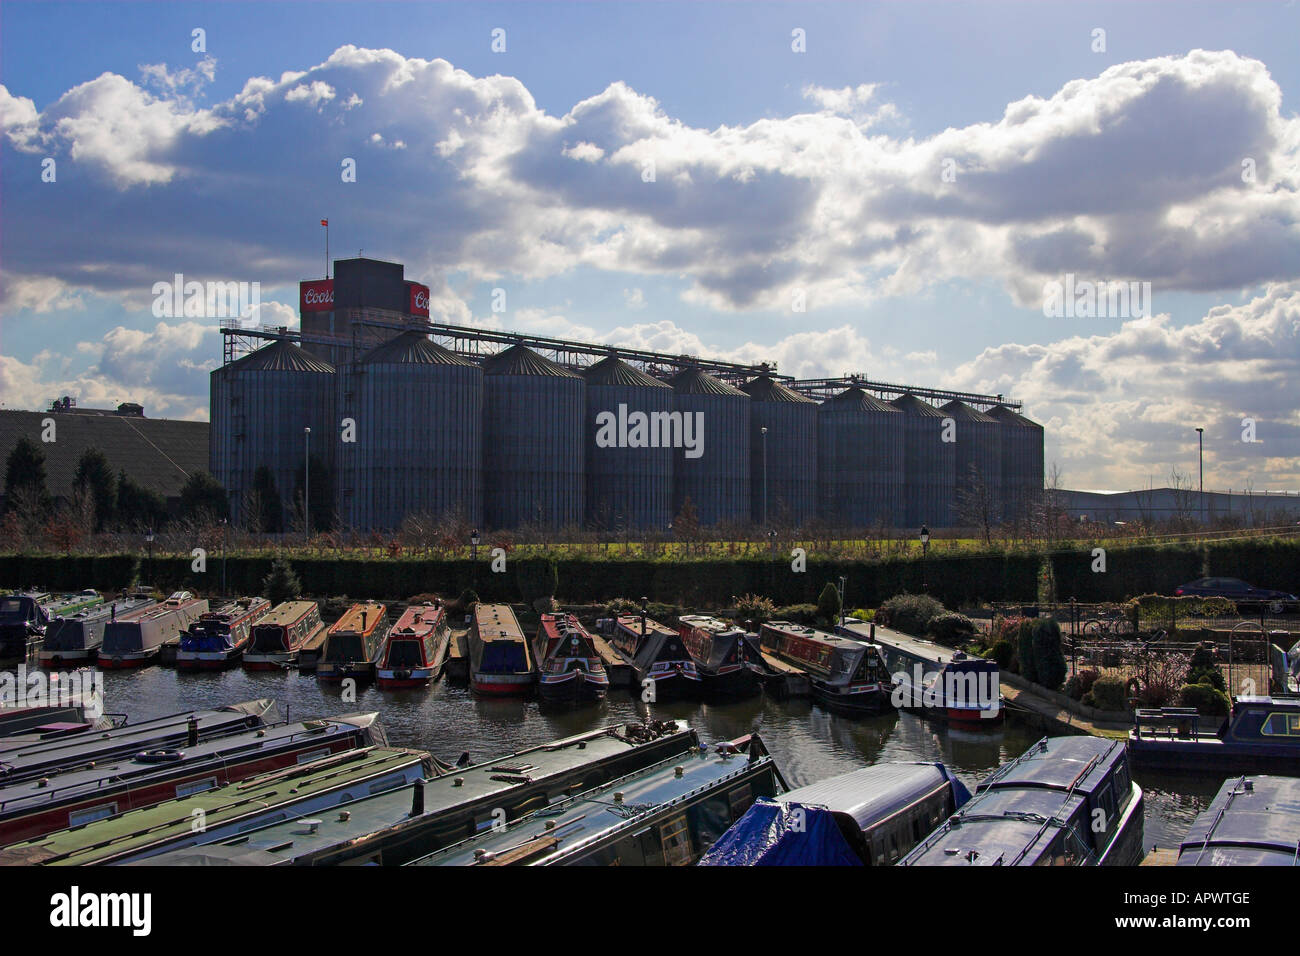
[938,399,996,423]
[360,331,477,366]
[227,339,334,374]
[583,355,670,387]
[825,385,900,413]
[668,366,746,397]
[740,374,816,403]
[483,344,580,378]
[890,393,946,417]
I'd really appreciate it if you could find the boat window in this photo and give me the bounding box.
[728,784,754,820]
[387,640,424,667]
[659,814,693,866]
[325,634,364,662]
[1261,712,1300,736]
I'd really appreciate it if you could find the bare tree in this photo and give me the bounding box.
[956,464,998,546]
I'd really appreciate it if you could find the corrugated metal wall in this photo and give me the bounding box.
[483,346,585,530]
[584,357,674,531]
[987,405,1045,525]
[210,341,335,530]
[668,368,751,526]
[816,387,905,528]
[338,333,482,530]
[939,400,1004,525]
[890,393,956,529]
[741,376,818,527]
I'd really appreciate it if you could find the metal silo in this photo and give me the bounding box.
[740,375,817,527]
[890,393,956,529]
[583,355,673,531]
[938,400,1004,526]
[482,344,585,531]
[340,331,482,530]
[667,367,750,527]
[987,405,1045,526]
[817,386,905,529]
[210,339,335,530]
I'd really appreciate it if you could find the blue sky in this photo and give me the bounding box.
[2,1,1299,492]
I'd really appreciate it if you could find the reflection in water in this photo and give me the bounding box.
[86,667,1208,853]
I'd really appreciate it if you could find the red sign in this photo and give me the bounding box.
[300,279,334,313]
[407,282,430,318]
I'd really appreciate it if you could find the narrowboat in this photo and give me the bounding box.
[840,621,1002,724]
[0,712,385,844]
[532,613,609,704]
[0,591,52,666]
[760,621,895,714]
[469,603,535,696]
[901,736,1145,866]
[678,614,763,698]
[140,720,700,866]
[175,596,271,670]
[38,594,157,667]
[317,602,389,683]
[1176,775,1300,866]
[0,747,433,865]
[98,591,209,669]
[1129,695,1300,773]
[243,600,326,670]
[377,602,451,689]
[609,614,701,700]
[410,734,787,867]
[701,761,972,866]
[0,699,281,784]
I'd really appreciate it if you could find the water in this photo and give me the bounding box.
[87,667,1215,852]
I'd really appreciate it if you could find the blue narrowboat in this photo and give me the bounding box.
[901,736,1145,866]
[1130,695,1300,773]
[1177,775,1300,866]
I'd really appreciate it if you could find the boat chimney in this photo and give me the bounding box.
[870,623,875,639]
[410,778,425,817]
[362,610,368,631]
[187,715,199,748]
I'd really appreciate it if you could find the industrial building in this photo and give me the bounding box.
[211,257,1045,533]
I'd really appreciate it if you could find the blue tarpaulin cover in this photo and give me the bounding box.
[698,799,863,866]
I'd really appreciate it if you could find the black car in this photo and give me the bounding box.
[1174,577,1297,601]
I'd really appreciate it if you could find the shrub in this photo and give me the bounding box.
[515,556,558,605]
[991,614,1027,643]
[733,593,775,625]
[1017,620,1039,684]
[816,582,843,626]
[1186,641,1226,692]
[604,597,639,617]
[774,604,819,625]
[261,557,301,606]
[986,638,1015,670]
[1136,652,1191,708]
[1064,667,1101,701]
[1031,618,1067,691]
[849,608,874,622]
[1088,675,1129,712]
[456,588,480,612]
[876,593,945,636]
[1178,682,1230,717]
[928,611,975,645]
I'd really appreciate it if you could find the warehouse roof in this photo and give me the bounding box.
[361,331,477,367]
[482,344,580,379]
[0,410,209,501]
[668,366,746,397]
[582,355,670,388]
[740,374,816,404]
[226,339,334,374]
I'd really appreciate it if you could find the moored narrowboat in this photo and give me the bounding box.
[901,736,1145,866]
[1129,695,1300,773]
[377,602,451,689]
[610,614,701,700]
[1176,775,1300,866]
[98,592,209,669]
[678,614,763,698]
[244,600,326,670]
[760,621,894,714]
[0,591,52,666]
[469,604,535,696]
[532,613,609,704]
[317,602,389,683]
[176,596,271,670]
[39,594,157,667]
[701,761,972,866]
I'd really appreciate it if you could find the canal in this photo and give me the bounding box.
[95,667,1221,854]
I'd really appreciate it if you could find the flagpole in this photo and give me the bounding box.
[325,221,329,278]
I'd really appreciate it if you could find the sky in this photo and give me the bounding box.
[1,0,1298,494]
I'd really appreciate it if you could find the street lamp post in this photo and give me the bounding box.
[145,529,154,586]
[1195,426,1204,525]
[920,525,930,592]
[760,426,768,527]
[304,427,312,543]
[838,575,847,630]
[470,529,480,585]
[767,528,777,557]
[640,595,648,639]
[220,518,228,595]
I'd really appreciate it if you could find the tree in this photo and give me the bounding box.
[261,557,302,606]
[955,463,997,545]
[4,436,51,516]
[179,470,228,523]
[117,471,167,531]
[73,447,117,532]
[672,497,700,548]
[1031,618,1067,691]
[817,581,842,627]
[249,466,283,533]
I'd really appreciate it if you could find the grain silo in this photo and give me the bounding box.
[986,404,1045,525]
[938,400,1004,526]
[482,344,585,530]
[339,331,482,530]
[210,339,335,531]
[740,375,818,527]
[667,366,751,527]
[583,355,674,531]
[817,386,905,529]
[890,393,956,529]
